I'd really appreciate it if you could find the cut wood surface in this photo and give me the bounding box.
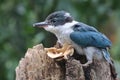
[16,44,117,80]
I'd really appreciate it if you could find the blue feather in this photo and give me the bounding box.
[73,23,98,32]
[70,32,112,48]
[71,22,112,64]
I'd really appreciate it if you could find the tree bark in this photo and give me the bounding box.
[16,44,117,80]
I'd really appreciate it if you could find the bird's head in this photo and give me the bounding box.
[33,11,78,33]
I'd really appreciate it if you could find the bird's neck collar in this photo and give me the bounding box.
[53,21,78,36]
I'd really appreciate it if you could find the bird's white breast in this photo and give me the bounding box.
[48,21,84,55]
[55,29,84,55]
[53,21,78,45]
[55,28,73,45]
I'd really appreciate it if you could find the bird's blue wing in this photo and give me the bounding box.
[73,22,98,32]
[70,32,112,48]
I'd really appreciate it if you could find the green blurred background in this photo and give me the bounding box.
[0,0,120,80]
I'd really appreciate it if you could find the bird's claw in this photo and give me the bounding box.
[82,61,92,67]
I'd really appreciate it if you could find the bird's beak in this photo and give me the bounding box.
[33,21,49,28]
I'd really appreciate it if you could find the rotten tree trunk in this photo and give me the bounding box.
[16,44,116,80]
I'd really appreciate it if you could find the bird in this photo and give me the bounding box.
[33,11,118,79]
[33,11,113,66]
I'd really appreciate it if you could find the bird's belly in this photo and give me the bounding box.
[72,44,103,60]
[72,42,84,55]
[59,38,71,45]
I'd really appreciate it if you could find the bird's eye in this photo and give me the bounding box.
[51,19,56,23]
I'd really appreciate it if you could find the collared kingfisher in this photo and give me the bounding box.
[33,11,113,67]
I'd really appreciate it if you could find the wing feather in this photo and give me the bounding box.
[70,32,112,48]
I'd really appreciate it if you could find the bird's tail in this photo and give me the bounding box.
[102,49,117,79]
[102,49,112,64]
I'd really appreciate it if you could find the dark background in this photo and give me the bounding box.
[0,0,120,80]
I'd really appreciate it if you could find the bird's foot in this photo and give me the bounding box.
[45,43,74,60]
[82,61,92,67]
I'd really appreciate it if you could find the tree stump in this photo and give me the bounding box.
[16,44,117,80]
